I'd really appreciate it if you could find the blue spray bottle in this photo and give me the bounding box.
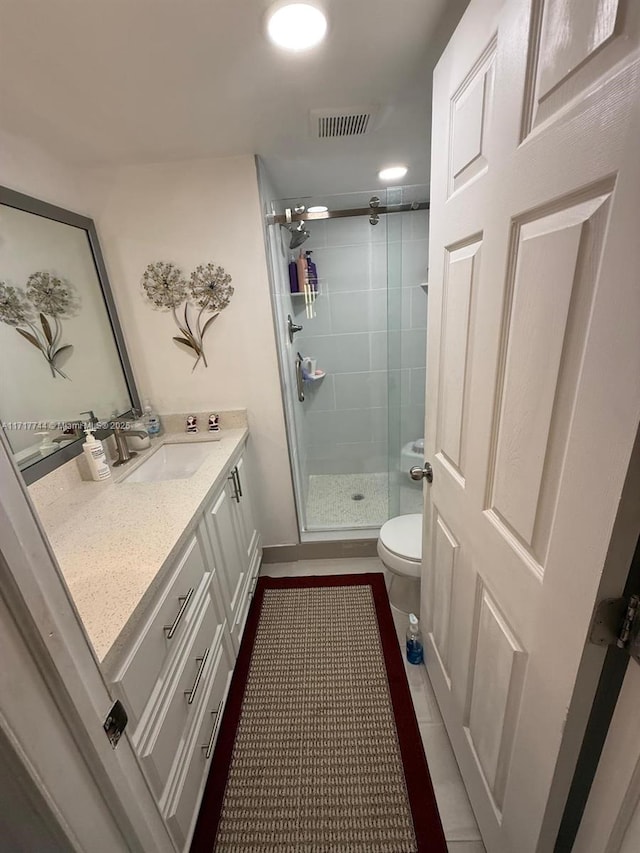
[406,613,424,665]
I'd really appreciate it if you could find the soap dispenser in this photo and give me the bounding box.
[36,431,57,457]
[143,399,161,436]
[82,429,112,481]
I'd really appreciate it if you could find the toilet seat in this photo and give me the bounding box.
[377,513,422,579]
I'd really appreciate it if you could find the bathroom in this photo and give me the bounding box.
[1,2,640,853]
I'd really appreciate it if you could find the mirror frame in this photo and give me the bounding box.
[0,185,141,484]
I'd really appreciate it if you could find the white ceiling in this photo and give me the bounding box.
[0,0,469,197]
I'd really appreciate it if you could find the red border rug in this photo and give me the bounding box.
[190,573,447,852]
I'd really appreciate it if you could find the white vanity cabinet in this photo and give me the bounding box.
[204,453,261,652]
[107,444,261,852]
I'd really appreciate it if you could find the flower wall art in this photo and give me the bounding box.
[0,272,74,379]
[141,261,233,370]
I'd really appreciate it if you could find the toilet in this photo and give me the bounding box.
[377,513,422,615]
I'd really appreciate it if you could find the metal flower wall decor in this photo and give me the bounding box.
[0,272,74,379]
[141,261,233,370]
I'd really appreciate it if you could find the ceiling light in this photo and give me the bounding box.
[308,205,328,213]
[378,165,408,182]
[266,3,328,52]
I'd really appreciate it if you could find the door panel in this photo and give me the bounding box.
[466,584,526,812]
[424,0,640,850]
[522,0,640,137]
[488,191,612,565]
[449,38,496,195]
[205,482,246,618]
[431,513,459,681]
[436,239,482,481]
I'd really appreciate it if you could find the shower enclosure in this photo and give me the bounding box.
[264,187,429,540]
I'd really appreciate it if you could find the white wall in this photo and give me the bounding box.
[87,155,298,547]
[0,130,91,214]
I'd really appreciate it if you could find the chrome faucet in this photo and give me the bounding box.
[112,424,148,467]
[80,410,98,429]
[52,434,78,444]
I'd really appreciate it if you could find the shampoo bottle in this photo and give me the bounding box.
[305,250,318,291]
[288,255,299,293]
[296,251,309,293]
[82,429,112,481]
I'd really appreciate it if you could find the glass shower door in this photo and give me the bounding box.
[266,187,429,538]
[269,191,393,535]
[387,194,430,518]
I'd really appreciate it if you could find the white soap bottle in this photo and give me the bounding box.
[82,429,112,481]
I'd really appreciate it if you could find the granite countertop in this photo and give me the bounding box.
[30,424,249,663]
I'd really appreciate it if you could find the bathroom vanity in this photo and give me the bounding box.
[29,423,261,851]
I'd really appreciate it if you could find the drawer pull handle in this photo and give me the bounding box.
[228,469,240,503]
[233,467,243,498]
[164,587,195,639]
[185,648,209,705]
[202,703,222,759]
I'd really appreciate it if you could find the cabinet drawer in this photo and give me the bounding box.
[163,630,234,851]
[230,550,260,650]
[112,534,209,727]
[139,593,225,797]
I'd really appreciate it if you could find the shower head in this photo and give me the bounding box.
[288,221,311,249]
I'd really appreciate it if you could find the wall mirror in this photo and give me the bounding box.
[0,187,140,484]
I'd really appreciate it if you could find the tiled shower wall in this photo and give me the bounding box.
[282,211,429,477]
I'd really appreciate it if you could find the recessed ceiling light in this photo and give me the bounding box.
[308,205,328,213]
[266,3,328,52]
[378,165,408,181]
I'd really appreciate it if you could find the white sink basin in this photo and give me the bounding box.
[123,443,216,483]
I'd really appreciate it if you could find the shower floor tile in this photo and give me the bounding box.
[305,472,389,529]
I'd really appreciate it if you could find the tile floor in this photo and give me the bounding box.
[259,556,486,853]
[305,472,389,529]
[304,473,424,530]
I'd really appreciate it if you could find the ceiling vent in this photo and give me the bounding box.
[311,107,379,139]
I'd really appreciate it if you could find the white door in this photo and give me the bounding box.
[423,1,640,851]
[573,657,640,853]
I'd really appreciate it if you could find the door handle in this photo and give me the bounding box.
[410,462,433,483]
[295,353,305,402]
